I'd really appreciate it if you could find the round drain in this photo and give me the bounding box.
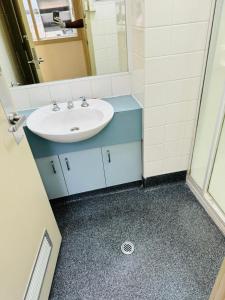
[121,241,134,255]
[70,126,80,132]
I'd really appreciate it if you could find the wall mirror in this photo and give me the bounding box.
[0,0,128,86]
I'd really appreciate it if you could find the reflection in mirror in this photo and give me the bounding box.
[0,0,128,86]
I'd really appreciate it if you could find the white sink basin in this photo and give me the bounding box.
[26,99,114,143]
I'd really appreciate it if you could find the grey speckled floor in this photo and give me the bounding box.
[50,182,225,300]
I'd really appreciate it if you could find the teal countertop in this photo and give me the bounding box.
[22,95,142,158]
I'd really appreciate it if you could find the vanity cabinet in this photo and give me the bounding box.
[35,142,142,200]
[36,155,68,199]
[102,142,142,187]
[59,148,106,195]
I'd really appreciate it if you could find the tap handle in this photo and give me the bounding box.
[52,100,60,111]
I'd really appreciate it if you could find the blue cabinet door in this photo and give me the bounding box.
[35,156,68,200]
[59,148,106,195]
[102,142,142,187]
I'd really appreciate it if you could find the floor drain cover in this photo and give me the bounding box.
[121,241,134,255]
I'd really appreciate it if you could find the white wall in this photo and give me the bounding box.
[10,73,131,110]
[128,0,215,178]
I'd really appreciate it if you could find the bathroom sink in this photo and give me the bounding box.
[26,99,114,143]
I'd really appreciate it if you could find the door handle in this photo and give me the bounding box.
[28,57,44,65]
[50,160,57,174]
[65,158,71,171]
[8,113,26,133]
[107,150,111,163]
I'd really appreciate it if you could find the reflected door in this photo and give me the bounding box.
[17,0,89,82]
[0,1,42,84]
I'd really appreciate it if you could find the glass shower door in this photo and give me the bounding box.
[209,118,225,213]
[190,0,225,189]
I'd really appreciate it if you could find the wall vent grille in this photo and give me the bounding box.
[24,231,52,300]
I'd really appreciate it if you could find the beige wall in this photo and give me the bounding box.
[35,40,88,82]
[0,75,61,299]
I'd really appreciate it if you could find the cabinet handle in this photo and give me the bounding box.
[107,150,111,163]
[50,160,57,174]
[65,157,71,171]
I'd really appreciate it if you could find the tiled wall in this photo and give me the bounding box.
[89,1,120,74]
[11,0,215,180]
[10,73,131,111]
[128,0,215,178]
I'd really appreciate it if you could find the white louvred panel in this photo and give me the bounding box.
[25,232,52,300]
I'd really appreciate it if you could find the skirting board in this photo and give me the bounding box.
[186,174,225,236]
[143,171,186,188]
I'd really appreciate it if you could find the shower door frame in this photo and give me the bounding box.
[187,0,225,235]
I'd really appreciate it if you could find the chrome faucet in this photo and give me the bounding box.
[67,100,74,110]
[80,96,89,107]
[52,100,60,111]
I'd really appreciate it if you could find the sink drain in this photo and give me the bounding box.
[70,126,80,132]
[121,241,134,255]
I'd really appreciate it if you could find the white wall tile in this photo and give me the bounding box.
[10,88,30,110]
[165,101,197,124]
[146,52,205,84]
[145,0,173,27]
[69,79,92,99]
[165,123,185,141]
[91,77,112,98]
[173,0,213,24]
[129,0,214,178]
[180,138,193,156]
[11,74,131,110]
[144,160,164,177]
[144,106,166,128]
[145,27,171,57]
[164,140,181,158]
[184,120,196,139]
[145,22,208,58]
[28,86,51,108]
[49,83,71,103]
[144,144,165,162]
[170,22,208,54]
[163,156,189,174]
[144,126,165,146]
[145,77,200,107]
[112,74,131,96]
